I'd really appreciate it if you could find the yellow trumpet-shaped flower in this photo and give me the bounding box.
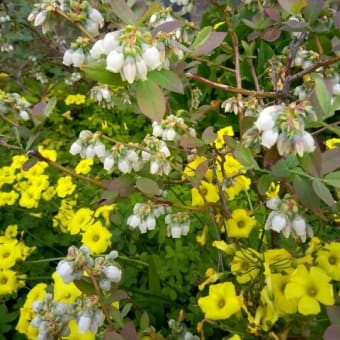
[284,265,334,315]
[198,282,243,320]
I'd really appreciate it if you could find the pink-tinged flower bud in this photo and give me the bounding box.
[70,140,82,155]
[27,10,38,22]
[72,48,85,67]
[294,135,305,157]
[106,50,124,73]
[103,155,114,171]
[277,132,292,156]
[122,56,136,84]
[102,31,120,54]
[78,313,91,333]
[103,265,122,282]
[135,57,148,81]
[142,46,161,70]
[90,40,104,59]
[302,131,315,153]
[63,49,74,66]
[255,105,281,131]
[34,10,47,26]
[88,7,104,27]
[261,129,279,148]
[292,215,306,235]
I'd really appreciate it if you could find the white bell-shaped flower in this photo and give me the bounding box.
[103,154,114,171]
[72,48,85,67]
[63,49,74,66]
[34,10,47,26]
[102,31,120,54]
[291,214,306,235]
[255,105,281,131]
[88,7,104,27]
[78,312,91,333]
[106,50,124,73]
[103,265,122,282]
[70,140,82,155]
[90,39,104,59]
[261,129,279,148]
[142,45,161,70]
[302,131,315,153]
[122,56,136,84]
[135,57,148,81]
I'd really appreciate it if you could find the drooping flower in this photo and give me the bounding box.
[225,209,256,238]
[198,282,243,320]
[284,265,334,315]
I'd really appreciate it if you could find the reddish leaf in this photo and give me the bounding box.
[321,148,340,176]
[327,306,340,326]
[120,321,138,340]
[335,10,340,29]
[262,26,282,41]
[312,179,335,207]
[104,330,124,340]
[332,37,340,54]
[323,325,340,340]
[102,176,134,198]
[108,0,136,24]
[202,126,216,144]
[136,79,166,122]
[22,158,39,171]
[264,6,280,21]
[152,20,182,35]
[300,146,322,177]
[136,177,160,196]
[179,135,204,150]
[193,32,227,56]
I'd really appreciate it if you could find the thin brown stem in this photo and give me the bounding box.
[186,72,277,98]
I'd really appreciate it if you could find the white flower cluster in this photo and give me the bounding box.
[127,201,169,234]
[28,1,104,36]
[152,114,196,141]
[293,48,319,70]
[168,318,200,340]
[265,195,313,242]
[89,85,113,108]
[169,0,194,15]
[70,130,172,176]
[65,71,82,85]
[57,246,122,290]
[250,103,316,157]
[221,96,243,115]
[0,15,10,23]
[63,46,89,68]
[165,212,190,238]
[89,25,183,84]
[0,92,31,121]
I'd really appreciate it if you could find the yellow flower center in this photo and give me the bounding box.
[2,252,10,258]
[217,298,225,308]
[241,262,249,271]
[0,277,8,285]
[92,234,100,242]
[307,286,317,297]
[328,256,337,265]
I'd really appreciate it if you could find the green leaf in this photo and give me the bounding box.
[108,0,137,24]
[147,69,184,94]
[302,0,323,24]
[44,96,57,118]
[278,0,307,15]
[136,177,160,196]
[191,26,212,50]
[314,77,331,115]
[136,79,166,122]
[312,179,335,207]
[81,61,124,86]
[137,2,162,25]
[234,145,259,170]
[323,171,340,188]
[257,174,273,196]
[293,175,320,210]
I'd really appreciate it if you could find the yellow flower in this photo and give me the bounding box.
[4,224,18,239]
[0,269,18,295]
[0,191,19,206]
[94,204,116,226]
[19,190,39,209]
[325,138,340,149]
[231,249,260,284]
[191,181,219,206]
[52,272,81,304]
[75,159,94,175]
[81,221,112,254]
[68,208,94,235]
[284,265,334,315]
[264,248,292,273]
[64,319,95,340]
[198,267,223,291]
[214,126,234,149]
[265,182,280,199]
[196,225,208,246]
[271,272,297,315]
[316,242,340,281]
[182,156,208,179]
[56,176,76,198]
[198,282,242,320]
[0,243,20,269]
[224,175,251,200]
[212,240,236,255]
[226,209,256,238]
[74,94,86,105]
[38,146,57,161]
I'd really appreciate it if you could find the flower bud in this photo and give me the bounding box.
[90,40,104,59]
[78,313,91,333]
[88,7,104,27]
[19,110,30,121]
[121,56,136,84]
[103,265,122,282]
[34,10,47,27]
[72,48,85,67]
[94,141,106,158]
[291,215,306,235]
[302,131,315,153]
[63,49,74,66]
[261,129,279,148]
[102,31,120,54]
[85,145,96,159]
[103,154,115,171]
[85,19,99,36]
[271,213,288,232]
[135,57,148,81]
[99,278,111,291]
[57,260,74,283]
